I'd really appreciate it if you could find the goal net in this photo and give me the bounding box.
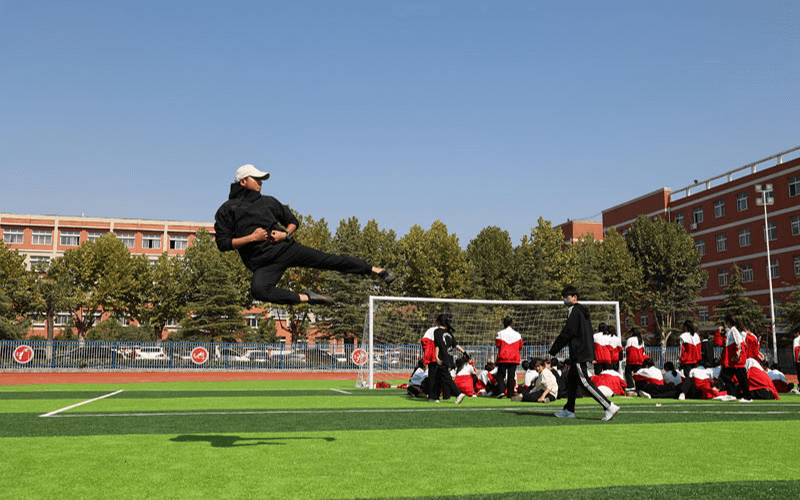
[356,296,620,389]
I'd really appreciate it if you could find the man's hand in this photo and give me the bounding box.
[269,229,290,242]
[251,227,270,242]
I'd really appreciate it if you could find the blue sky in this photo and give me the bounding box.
[1,1,798,246]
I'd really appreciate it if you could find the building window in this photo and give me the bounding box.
[789,176,800,197]
[792,215,800,236]
[765,221,777,242]
[31,230,52,246]
[246,314,260,329]
[736,192,748,211]
[714,199,725,218]
[60,230,80,246]
[693,207,704,224]
[741,264,754,283]
[674,213,684,226]
[698,307,709,323]
[29,255,50,271]
[169,234,188,250]
[142,234,161,249]
[794,255,800,276]
[770,259,780,279]
[625,316,633,329]
[87,231,106,242]
[116,233,135,248]
[54,312,71,326]
[718,268,729,287]
[2,228,24,244]
[639,314,648,327]
[695,239,705,256]
[739,228,751,247]
[716,234,727,252]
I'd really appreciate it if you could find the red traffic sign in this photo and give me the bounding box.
[13,345,34,364]
[190,347,209,365]
[352,348,368,366]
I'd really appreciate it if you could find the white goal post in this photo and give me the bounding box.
[356,295,621,389]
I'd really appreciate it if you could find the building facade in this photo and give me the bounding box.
[601,146,800,338]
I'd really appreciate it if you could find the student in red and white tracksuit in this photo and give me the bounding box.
[767,365,794,393]
[634,358,680,399]
[679,320,702,378]
[591,369,627,398]
[476,362,498,396]
[624,329,647,388]
[593,324,612,373]
[743,327,762,362]
[792,329,800,380]
[606,325,623,371]
[746,358,779,400]
[719,314,752,401]
[453,358,477,396]
[421,326,438,400]
[495,317,523,399]
[682,365,727,400]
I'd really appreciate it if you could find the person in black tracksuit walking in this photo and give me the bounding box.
[549,286,620,421]
[214,164,396,305]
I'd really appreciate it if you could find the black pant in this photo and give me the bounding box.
[250,240,372,304]
[495,363,518,398]
[720,366,751,399]
[522,388,556,403]
[429,363,460,401]
[624,363,641,388]
[563,362,612,413]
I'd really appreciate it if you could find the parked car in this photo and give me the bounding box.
[53,345,128,365]
[216,347,249,363]
[134,346,170,361]
[285,348,334,368]
[246,350,272,363]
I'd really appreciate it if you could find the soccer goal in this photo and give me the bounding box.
[356,296,620,389]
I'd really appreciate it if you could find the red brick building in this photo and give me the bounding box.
[0,213,338,346]
[601,146,800,339]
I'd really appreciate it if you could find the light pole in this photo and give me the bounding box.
[755,184,777,362]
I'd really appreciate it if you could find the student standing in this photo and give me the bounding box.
[430,313,468,404]
[548,286,620,421]
[719,313,753,402]
[494,317,523,399]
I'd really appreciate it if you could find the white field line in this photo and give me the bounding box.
[37,404,799,419]
[39,390,125,418]
[329,388,352,394]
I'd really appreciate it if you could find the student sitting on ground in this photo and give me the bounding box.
[591,368,627,398]
[634,358,680,399]
[512,358,558,403]
[767,364,794,393]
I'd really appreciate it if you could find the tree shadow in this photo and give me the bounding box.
[170,435,336,448]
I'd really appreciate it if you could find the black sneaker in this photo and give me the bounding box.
[378,269,397,284]
[302,290,334,305]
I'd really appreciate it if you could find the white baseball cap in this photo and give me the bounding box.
[234,164,270,182]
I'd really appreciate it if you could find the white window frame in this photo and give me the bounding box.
[169,234,189,250]
[741,264,754,283]
[766,221,777,242]
[792,215,800,237]
[695,239,705,256]
[60,230,80,246]
[3,228,24,244]
[87,231,106,242]
[674,213,684,226]
[116,232,135,248]
[31,230,52,246]
[718,268,729,287]
[736,192,748,212]
[789,176,800,197]
[142,234,161,249]
[698,307,709,323]
[770,259,780,279]
[716,233,727,252]
[714,199,725,218]
[739,228,751,247]
[693,206,704,224]
[29,255,50,271]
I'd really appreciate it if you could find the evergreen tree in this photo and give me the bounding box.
[513,217,568,300]
[712,264,767,334]
[465,226,513,300]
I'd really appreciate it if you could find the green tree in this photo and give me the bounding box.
[513,217,569,300]
[599,227,643,317]
[46,234,150,339]
[568,233,608,301]
[625,215,707,346]
[465,226,513,300]
[0,243,36,339]
[180,229,250,341]
[398,220,468,298]
[142,252,189,340]
[712,264,767,334]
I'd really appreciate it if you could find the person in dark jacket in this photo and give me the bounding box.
[214,164,396,305]
[548,286,620,421]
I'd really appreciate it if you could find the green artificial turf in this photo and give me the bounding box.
[1,380,799,499]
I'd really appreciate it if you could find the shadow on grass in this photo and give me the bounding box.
[170,435,335,448]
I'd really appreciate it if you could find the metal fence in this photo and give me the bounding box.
[0,340,795,374]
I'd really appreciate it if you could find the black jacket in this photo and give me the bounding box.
[214,183,300,271]
[549,303,595,363]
